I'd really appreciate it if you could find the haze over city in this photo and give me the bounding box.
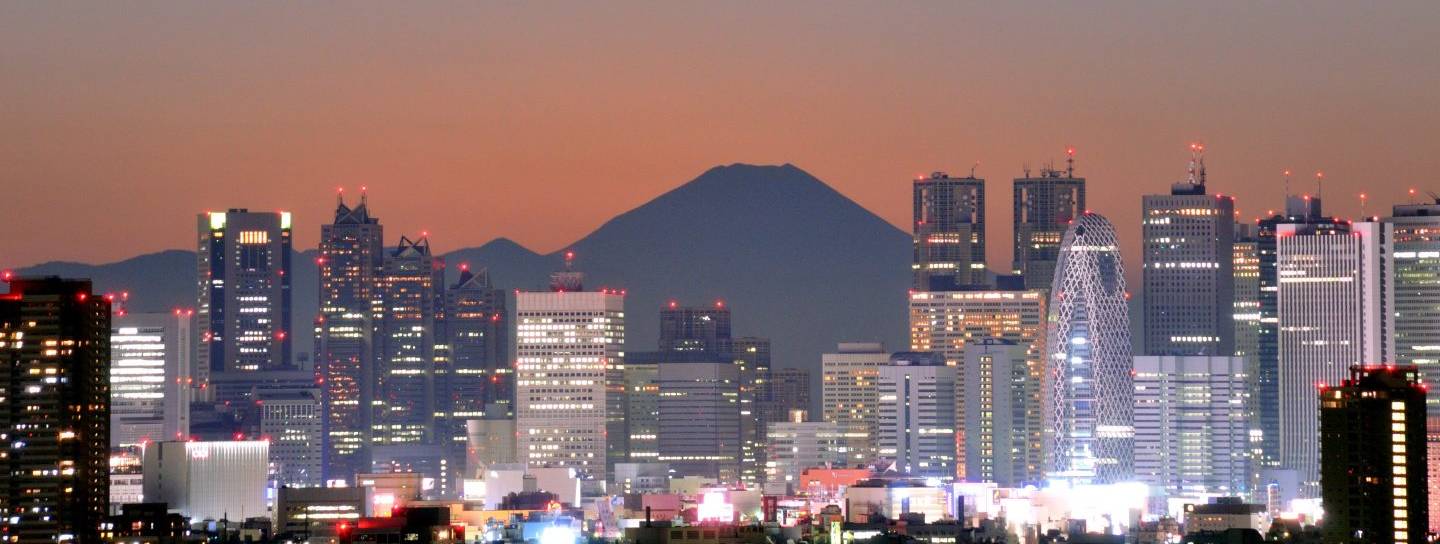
[5,1,1440,268]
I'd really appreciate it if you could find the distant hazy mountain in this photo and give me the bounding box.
[18,163,911,394]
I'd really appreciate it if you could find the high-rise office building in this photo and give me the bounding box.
[464,417,518,478]
[913,172,986,290]
[515,260,625,481]
[731,335,769,488]
[196,209,294,384]
[659,302,732,354]
[1278,219,1391,497]
[1232,224,1262,361]
[374,235,445,447]
[876,353,956,478]
[260,389,324,488]
[1256,191,1329,468]
[1320,365,1428,544]
[650,351,741,481]
[1013,154,1085,290]
[765,415,863,495]
[764,367,810,425]
[1133,356,1250,496]
[111,310,193,448]
[908,289,1047,484]
[441,265,509,481]
[316,191,383,483]
[1141,146,1235,356]
[821,342,889,464]
[622,359,660,462]
[961,339,1032,487]
[1044,212,1134,484]
[1386,200,1440,416]
[0,278,111,543]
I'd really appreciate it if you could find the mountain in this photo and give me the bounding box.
[17,164,912,395]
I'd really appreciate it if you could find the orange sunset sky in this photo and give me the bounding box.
[3,2,1439,269]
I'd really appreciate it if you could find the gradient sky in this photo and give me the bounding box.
[4,2,1439,271]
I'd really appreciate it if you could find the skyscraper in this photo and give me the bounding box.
[374,235,445,447]
[1320,365,1428,544]
[1386,199,1440,416]
[731,335,770,488]
[441,265,509,479]
[1278,219,1391,497]
[961,338,1032,487]
[196,209,293,383]
[622,359,660,462]
[1140,145,1235,356]
[1133,356,1250,496]
[1,277,111,543]
[316,191,383,483]
[1255,190,1328,468]
[259,389,324,488]
[659,302,732,354]
[1013,152,1085,290]
[110,310,193,448]
[876,353,956,478]
[765,415,863,495]
[908,289,1047,484]
[1044,212,1134,484]
[821,342,889,464]
[651,351,741,481]
[913,172,986,290]
[515,260,625,481]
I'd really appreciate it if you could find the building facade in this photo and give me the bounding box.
[876,355,957,478]
[374,235,445,447]
[652,352,741,481]
[0,278,111,542]
[142,440,269,523]
[111,310,192,448]
[1277,220,1391,497]
[913,172,986,290]
[962,339,1032,486]
[316,192,383,483]
[259,389,323,488]
[1013,160,1085,290]
[1320,365,1428,544]
[1044,212,1134,484]
[659,303,732,354]
[821,342,890,464]
[515,285,625,481]
[1386,201,1440,416]
[1140,149,1234,357]
[908,289,1047,484]
[442,266,510,480]
[196,209,293,383]
[1133,356,1250,496]
[765,418,862,494]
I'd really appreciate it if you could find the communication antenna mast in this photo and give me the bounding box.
[1066,147,1076,178]
[1283,170,1292,199]
[970,161,980,178]
[1315,171,1325,203]
[1186,143,1206,188]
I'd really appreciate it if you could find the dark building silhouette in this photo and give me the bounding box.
[317,190,384,483]
[1,277,111,543]
[732,335,770,487]
[659,302,732,354]
[1320,365,1428,544]
[1013,156,1085,290]
[913,172,986,290]
[196,209,293,381]
[439,265,509,484]
[765,367,811,424]
[374,236,445,449]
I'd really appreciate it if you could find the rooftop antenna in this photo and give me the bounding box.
[1186,143,1205,187]
[1359,192,1368,219]
[1315,171,1324,203]
[360,186,368,207]
[1022,162,1031,178]
[1283,170,1292,199]
[337,187,345,207]
[1066,146,1076,177]
[970,161,980,178]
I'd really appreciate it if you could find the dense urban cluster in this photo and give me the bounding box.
[3,148,1438,544]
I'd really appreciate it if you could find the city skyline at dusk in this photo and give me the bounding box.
[5,2,1440,268]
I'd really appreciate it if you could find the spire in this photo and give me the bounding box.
[360,186,368,207]
[1066,146,1076,178]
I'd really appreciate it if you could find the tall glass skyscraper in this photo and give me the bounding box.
[374,235,445,447]
[1140,147,1234,356]
[1386,200,1440,417]
[196,209,294,384]
[439,265,509,484]
[1278,219,1390,497]
[316,191,383,483]
[1044,212,1134,484]
[1013,157,1084,290]
[913,172,986,290]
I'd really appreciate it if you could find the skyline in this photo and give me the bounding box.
[5,2,1440,268]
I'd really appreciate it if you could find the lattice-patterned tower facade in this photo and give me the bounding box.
[1044,212,1134,484]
